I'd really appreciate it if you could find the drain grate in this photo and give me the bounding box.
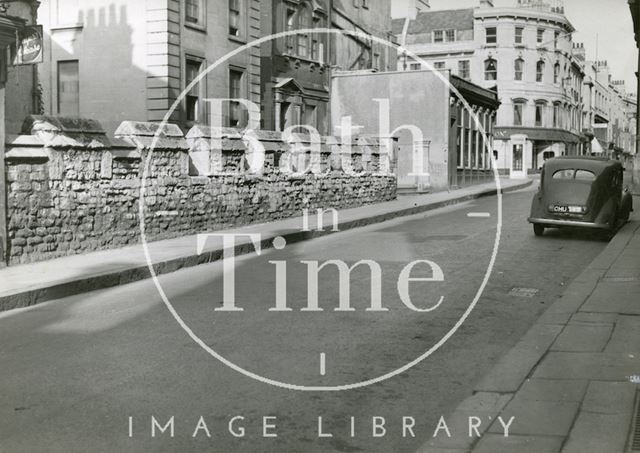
[509,287,539,298]
[420,235,468,241]
[630,390,640,451]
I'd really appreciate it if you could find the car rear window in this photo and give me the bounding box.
[551,169,595,181]
[552,169,575,179]
[575,169,596,181]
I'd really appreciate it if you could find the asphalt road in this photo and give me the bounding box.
[0,184,610,453]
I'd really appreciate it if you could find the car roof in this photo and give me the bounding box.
[543,156,622,174]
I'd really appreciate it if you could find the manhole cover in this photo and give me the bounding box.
[509,287,539,298]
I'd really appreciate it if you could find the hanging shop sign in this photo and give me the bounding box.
[14,25,43,66]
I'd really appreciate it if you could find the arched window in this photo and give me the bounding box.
[553,62,560,84]
[514,58,524,81]
[484,58,497,81]
[536,60,545,82]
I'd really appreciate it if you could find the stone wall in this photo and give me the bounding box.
[4,116,397,265]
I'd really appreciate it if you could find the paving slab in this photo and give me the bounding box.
[562,411,634,453]
[474,324,563,393]
[532,352,639,381]
[580,281,640,315]
[515,378,588,403]
[563,382,636,452]
[605,315,640,353]
[580,380,637,415]
[541,285,596,315]
[605,263,640,279]
[473,434,563,453]
[486,399,579,437]
[569,312,618,325]
[550,323,613,352]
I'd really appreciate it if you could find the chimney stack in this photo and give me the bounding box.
[573,42,586,62]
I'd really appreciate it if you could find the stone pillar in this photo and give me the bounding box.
[377,135,396,176]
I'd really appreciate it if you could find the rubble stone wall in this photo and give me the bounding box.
[4,116,397,265]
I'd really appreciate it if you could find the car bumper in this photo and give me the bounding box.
[527,217,610,229]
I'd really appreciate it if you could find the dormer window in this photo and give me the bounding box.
[433,29,456,43]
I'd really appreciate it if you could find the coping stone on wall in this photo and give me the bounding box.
[21,115,110,149]
[185,125,243,140]
[114,121,189,151]
[186,126,286,152]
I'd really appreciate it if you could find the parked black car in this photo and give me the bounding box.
[528,157,633,237]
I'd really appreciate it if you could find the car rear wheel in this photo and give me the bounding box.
[620,197,632,223]
[533,224,545,236]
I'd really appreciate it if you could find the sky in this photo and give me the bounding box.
[393,0,638,94]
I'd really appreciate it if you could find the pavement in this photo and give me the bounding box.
[417,201,640,453]
[0,177,531,312]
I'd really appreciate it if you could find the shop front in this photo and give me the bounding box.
[495,127,583,178]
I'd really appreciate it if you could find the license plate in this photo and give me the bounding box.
[552,205,583,213]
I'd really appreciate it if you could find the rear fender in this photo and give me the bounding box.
[594,197,618,226]
[529,189,545,219]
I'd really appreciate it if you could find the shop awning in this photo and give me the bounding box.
[494,127,583,144]
[591,137,605,154]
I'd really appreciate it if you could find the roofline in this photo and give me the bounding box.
[474,6,575,33]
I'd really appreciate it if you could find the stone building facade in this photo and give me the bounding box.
[332,69,499,192]
[579,56,637,160]
[38,0,262,135]
[393,0,588,178]
[260,0,396,134]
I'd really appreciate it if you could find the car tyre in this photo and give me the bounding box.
[602,215,618,241]
[533,224,545,236]
[620,197,632,223]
